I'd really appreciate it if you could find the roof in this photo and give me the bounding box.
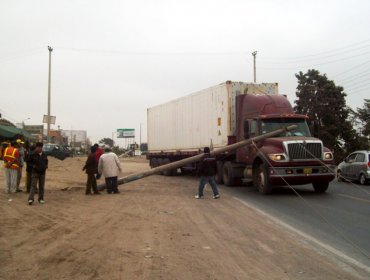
[0,124,33,139]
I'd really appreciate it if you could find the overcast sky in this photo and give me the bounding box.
[1,0,369,145]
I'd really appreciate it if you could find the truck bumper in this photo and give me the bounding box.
[268,165,336,186]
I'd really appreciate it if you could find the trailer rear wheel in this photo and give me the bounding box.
[312,182,329,193]
[255,164,272,194]
[151,158,159,168]
[162,158,175,176]
[215,161,224,184]
[223,162,236,186]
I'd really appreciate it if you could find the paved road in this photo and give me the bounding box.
[219,179,370,269]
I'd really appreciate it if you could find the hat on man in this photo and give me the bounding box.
[16,139,25,145]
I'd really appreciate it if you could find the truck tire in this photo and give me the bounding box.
[312,182,329,193]
[255,164,273,194]
[151,158,159,168]
[162,158,174,176]
[223,162,236,186]
[157,158,165,175]
[215,161,224,184]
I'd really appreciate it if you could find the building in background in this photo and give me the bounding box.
[61,130,88,152]
[23,125,44,142]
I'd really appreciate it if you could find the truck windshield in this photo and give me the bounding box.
[261,118,311,137]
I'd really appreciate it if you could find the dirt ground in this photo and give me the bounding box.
[0,156,367,280]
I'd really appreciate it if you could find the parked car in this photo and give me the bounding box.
[43,144,71,161]
[337,151,370,185]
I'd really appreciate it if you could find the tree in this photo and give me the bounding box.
[356,99,370,138]
[294,69,360,162]
[99,137,113,147]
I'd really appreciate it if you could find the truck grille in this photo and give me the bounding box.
[287,142,322,160]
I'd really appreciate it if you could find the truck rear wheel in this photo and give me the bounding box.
[312,182,329,193]
[162,158,175,176]
[215,161,224,184]
[223,162,236,186]
[255,164,273,194]
[151,158,159,168]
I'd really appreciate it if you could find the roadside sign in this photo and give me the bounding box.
[117,128,135,138]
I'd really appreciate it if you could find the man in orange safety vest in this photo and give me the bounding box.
[3,141,20,194]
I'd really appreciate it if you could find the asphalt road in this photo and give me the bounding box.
[218,179,370,269]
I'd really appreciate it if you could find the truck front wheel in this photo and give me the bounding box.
[255,165,273,194]
[312,182,329,193]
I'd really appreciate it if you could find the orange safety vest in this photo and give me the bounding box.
[3,147,19,170]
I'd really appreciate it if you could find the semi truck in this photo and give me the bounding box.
[147,81,335,194]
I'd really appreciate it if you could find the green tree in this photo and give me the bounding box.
[356,99,370,138]
[99,137,113,147]
[294,69,360,162]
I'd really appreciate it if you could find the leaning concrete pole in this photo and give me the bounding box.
[98,125,297,189]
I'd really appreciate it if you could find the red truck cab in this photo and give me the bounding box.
[231,93,335,193]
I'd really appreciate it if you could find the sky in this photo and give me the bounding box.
[1,0,369,145]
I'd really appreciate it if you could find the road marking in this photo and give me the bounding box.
[233,196,370,275]
[335,193,370,204]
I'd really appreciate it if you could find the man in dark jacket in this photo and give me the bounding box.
[82,146,100,195]
[25,145,36,193]
[195,147,220,199]
[28,142,48,205]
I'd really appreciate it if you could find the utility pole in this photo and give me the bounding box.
[252,51,257,83]
[47,46,53,142]
[140,123,142,146]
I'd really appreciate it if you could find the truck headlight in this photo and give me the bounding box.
[323,152,333,160]
[268,153,287,161]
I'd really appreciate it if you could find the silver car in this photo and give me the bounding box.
[337,150,370,185]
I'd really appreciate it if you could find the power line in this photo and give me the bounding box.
[336,69,370,83]
[258,51,370,70]
[261,38,370,60]
[332,59,370,78]
[56,46,249,56]
[259,44,370,64]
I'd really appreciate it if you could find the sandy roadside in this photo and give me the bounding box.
[0,156,367,280]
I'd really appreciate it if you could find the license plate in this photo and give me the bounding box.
[304,168,312,174]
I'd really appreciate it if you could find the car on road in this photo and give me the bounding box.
[43,144,71,160]
[337,150,370,185]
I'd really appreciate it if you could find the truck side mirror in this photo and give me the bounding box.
[244,121,250,139]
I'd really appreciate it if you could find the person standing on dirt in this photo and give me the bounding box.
[82,146,100,195]
[195,147,220,199]
[16,139,25,192]
[3,141,20,194]
[28,142,48,205]
[94,143,104,163]
[25,145,36,193]
[98,147,122,194]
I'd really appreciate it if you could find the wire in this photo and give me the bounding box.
[258,51,370,70]
[56,46,249,56]
[261,38,370,60]
[345,82,370,92]
[336,69,370,84]
[332,59,370,78]
[0,48,44,65]
[259,44,370,64]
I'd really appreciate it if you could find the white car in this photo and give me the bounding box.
[337,150,370,185]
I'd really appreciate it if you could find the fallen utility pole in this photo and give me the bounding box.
[98,125,297,190]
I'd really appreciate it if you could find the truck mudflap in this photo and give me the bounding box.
[268,165,336,185]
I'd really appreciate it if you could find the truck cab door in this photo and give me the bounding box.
[236,119,258,163]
